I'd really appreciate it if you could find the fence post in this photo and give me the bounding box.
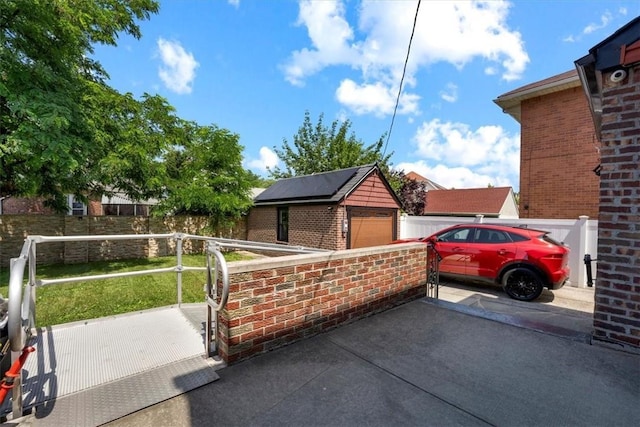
[176,233,183,306]
[400,213,407,239]
[574,216,589,288]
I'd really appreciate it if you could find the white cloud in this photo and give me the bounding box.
[247,146,279,172]
[283,0,356,87]
[583,11,613,34]
[395,161,503,189]
[228,0,240,8]
[335,79,420,116]
[439,83,458,103]
[394,118,520,189]
[157,38,199,94]
[283,0,529,115]
[564,10,626,43]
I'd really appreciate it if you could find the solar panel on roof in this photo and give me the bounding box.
[255,167,360,202]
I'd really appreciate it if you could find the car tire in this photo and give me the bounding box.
[502,268,544,301]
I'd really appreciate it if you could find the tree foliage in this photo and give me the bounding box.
[393,171,427,215]
[269,111,392,178]
[156,124,253,227]
[0,0,170,212]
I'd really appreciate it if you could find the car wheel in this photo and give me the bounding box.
[502,268,544,301]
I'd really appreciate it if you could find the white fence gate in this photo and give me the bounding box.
[399,214,598,288]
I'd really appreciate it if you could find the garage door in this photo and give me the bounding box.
[349,209,395,249]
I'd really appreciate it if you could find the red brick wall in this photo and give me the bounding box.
[520,86,600,219]
[247,204,344,251]
[217,243,427,364]
[1,197,56,215]
[593,65,640,349]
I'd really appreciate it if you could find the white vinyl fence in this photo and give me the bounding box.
[399,214,598,288]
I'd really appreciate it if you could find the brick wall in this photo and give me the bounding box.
[0,215,247,268]
[217,243,426,364]
[247,204,345,251]
[593,65,640,349]
[520,86,600,219]
[1,197,56,215]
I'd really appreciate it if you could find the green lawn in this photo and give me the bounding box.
[0,252,253,327]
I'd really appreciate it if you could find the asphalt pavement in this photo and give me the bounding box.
[101,283,639,427]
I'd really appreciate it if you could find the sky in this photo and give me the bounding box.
[92,0,640,192]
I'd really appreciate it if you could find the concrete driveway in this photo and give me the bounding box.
[435,280,595,340]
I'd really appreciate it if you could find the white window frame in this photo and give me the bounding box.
[67,195,88,216]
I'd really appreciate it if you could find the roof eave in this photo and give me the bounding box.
[574,54,603,138]
[493,73,581,124]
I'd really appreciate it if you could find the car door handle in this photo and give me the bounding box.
[497,249,507,255]
[453,247,465,252]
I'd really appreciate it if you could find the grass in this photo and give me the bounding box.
[0,252,254,327]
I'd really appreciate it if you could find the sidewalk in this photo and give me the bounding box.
[102,289,639,427]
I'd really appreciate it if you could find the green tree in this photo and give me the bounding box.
[246,170,275,188]
[269,111,392,178]
[156,124,254,228]
[0,0,167,212]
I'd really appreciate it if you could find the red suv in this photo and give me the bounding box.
[392,224,570,301]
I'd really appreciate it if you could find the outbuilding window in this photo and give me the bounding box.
[277,207,289,242]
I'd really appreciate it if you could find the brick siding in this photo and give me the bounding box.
[593,65,640,349]
[216,243,427,364]
[520,86,600,219]
[247,204,346,251]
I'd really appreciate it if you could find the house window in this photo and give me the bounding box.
[67,195,87,216]
[277,207,289,242]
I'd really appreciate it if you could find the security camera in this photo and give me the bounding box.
[610,69,627,83]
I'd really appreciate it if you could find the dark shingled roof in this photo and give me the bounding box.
[254,164,381,205]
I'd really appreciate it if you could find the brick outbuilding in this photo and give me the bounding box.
[247,164,401,251]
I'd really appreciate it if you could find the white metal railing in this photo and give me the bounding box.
[4,233,327,419]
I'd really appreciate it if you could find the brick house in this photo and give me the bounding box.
[575,16,640,350]
[423,187,519,218]
[494,70,600,219]
[0,193,155,216]
[247,164,401,250]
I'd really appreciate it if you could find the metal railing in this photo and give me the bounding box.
[4,233,327,419]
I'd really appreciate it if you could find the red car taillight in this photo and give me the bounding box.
[540,251,569,268]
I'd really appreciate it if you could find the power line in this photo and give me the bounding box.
[382,0,421,158]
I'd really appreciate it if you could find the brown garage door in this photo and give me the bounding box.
[349,209,395,249]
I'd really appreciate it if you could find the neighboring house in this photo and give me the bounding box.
[423,187,519,219]
[248,164,401,250]
[250,188,266,199]
[574,16,640,350]
[0,193,156,216]
[494,70,600,220]
[100,193,157,216]
[404,171,447,191]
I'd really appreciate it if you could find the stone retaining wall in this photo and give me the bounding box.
[0,215,247,267]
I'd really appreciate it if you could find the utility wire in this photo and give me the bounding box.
[382,0,421,158]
